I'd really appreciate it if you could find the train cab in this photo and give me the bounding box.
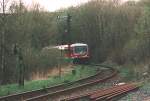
[70,43,89,59]
[56,43,89,64]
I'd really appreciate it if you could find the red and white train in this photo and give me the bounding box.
[57,43,89,63]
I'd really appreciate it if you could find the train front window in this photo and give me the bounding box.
[74,46,87,54]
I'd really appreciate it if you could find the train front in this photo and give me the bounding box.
[70,43,89,64]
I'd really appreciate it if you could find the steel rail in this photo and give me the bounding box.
[61,84,130,101]
[24,64,118,101]
[0,64,117,101]
[0,64,100,101]
[62,83,141,101]
[92,83,140,101]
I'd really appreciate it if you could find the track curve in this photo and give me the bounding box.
[0,64,118,101]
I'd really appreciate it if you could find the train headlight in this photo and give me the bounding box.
[74,56,78,58]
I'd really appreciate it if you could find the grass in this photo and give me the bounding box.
[0,65,97,97]
[116,65,137,82]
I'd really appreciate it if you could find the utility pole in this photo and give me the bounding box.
[19,0,22,13]
[17,0,24,87]
[66,13,71,40]
[57,13,72,77]
[1,0,6,84]
[14,44,25,87]
[66,14,72,57]
[63,13,72,44]
[12,0,25,87]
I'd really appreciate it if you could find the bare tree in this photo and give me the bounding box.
[0,0,9,84]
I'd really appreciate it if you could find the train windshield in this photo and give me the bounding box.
[74,46,87,54]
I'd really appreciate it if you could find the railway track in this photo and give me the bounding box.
[62,83,141,101]
[0,64,118,101]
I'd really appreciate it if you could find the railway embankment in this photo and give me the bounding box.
[0,65,97,97]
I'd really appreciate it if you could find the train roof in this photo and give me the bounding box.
[58,43,87,50]
[43,43,88,50]
[57,45,68,50]
[71,43,88,47]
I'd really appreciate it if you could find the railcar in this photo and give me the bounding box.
[57,43,89,63]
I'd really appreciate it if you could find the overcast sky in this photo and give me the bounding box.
[20,0,90,12]
[12,0,140,12]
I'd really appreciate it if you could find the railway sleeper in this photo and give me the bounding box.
[93,85,140,101]
[93,86,134,101]
[90,84,133,99]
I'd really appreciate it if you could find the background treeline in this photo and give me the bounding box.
[0,0,150,84]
